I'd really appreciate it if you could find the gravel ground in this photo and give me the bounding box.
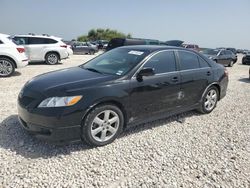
[0,54,249,187]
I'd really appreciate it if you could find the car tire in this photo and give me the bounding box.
[0,57,15,77]
[89,50,95,55]
[198,86,219,114]
[81,104,124,147]
[45,52,59,65]
[228,60,234,67]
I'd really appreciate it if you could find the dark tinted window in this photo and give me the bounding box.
[220,50,226,55]
[29,37,45,44]
[12,37,29,45]
[178,51,199,70]
[225,50,233,55]
[198,56,210,68]
[0,40,3,44]
[143,51,176,74]
[44,38,57,44]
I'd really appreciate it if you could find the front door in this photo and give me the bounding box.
[129,50,181,123]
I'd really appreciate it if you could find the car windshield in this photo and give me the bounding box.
[202,49,219,55]
[81,48,150,76]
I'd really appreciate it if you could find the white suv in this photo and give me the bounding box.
[0,33,28,77]
[12,34,69,65]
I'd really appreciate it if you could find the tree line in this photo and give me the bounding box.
[77,28,132,42]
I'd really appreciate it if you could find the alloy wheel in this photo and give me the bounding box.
[47,54,58,64]
[204,89,217,111]
[0,60,13,76]
[90,110,120,142]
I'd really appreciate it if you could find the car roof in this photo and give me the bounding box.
[118,45,196,53]
[13,34,62,40]
[0,33,10,38]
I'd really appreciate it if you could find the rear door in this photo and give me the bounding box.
[217,50,228,65]
[129,50,181,121]
[28,37,47,61]
[177,50,213,107]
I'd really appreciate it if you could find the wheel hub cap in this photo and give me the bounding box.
[0,60,13,76]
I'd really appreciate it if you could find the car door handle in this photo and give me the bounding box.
[207,71,211,76]
[172,77,179,82]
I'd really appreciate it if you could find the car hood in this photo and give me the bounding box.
[23,67,117,96]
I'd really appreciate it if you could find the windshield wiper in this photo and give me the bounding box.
[84,67,103,74]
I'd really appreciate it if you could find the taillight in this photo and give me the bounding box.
[224,69,229,77]
[17,47,25,53]
[60,45,67,48]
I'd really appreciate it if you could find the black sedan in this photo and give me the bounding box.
[201,48,237,67]
[18,46,228,146]
[242,53,250,65]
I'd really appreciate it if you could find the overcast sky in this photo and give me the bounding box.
[1,0,250,49]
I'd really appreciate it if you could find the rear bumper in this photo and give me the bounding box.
[16,59,29,68]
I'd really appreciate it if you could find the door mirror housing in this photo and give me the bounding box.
[136,67,155,82]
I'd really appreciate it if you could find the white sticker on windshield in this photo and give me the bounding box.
[128,50,144,56]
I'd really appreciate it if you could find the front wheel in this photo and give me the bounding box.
[81,104,124,147]
[198,86,219,114]
[45,53,59,65]
[0,58,15,77]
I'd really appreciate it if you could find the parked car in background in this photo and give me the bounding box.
[165,40,184,47]
[18,46,228,146]
[106,38,166,51]
[242,52,250,65]
[183,44,200,51]
[94,40,109,49]
[71,42,98,55]
[12,34,68,65]
[0,33,28,77]
[226,48,237,54]
[243,50,250,54]
[201,48,237,67]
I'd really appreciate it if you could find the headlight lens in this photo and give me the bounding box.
[38,96,82,108]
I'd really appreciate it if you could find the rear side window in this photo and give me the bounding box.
[0,40,3,44]
[44,38,57,44]
[12,37,29,45]
[198,56,210,68]
[178,51,200,70]
[29,37,45,44]
[143,51,176,74]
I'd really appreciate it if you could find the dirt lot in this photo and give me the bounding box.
[0,54,249,187]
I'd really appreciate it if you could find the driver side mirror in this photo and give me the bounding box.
[136,67,155,82]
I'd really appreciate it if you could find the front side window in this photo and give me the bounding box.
[81,48,150,76]
[143,51,176,74]
[178,51,199,70]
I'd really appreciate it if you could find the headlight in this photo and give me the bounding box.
[38,96,82,108]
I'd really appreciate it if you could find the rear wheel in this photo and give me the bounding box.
[0,57,15,77]
[81,104,124,147]
[89,50,95,55]
[45,53,59,65]
[228,60,234,67]
[198,86,219,114]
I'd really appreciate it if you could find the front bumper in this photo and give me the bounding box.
[17,102,82,143]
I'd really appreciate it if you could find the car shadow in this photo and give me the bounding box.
[0,111,200,159]
[238,78,250,83]
[0,115,90,159]
[12,71,22,76]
